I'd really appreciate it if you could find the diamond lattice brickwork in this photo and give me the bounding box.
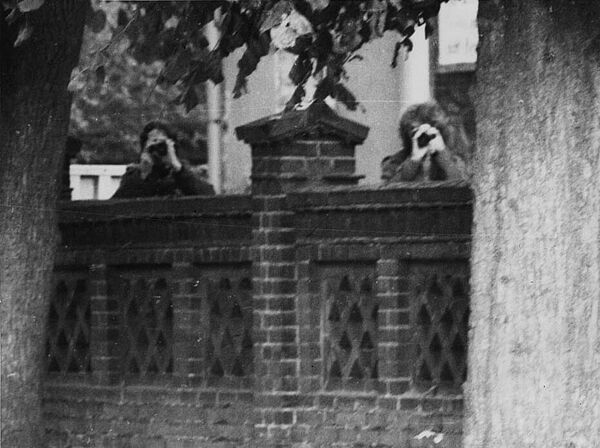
[411,262,469,389]
[206,275,253,378]
[47,274,91,374]
[322,266,377,390]
[110,270,174,378]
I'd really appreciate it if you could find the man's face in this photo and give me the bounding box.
[144,129,170,165]
[146,128,167,149]
[145,129,168,148]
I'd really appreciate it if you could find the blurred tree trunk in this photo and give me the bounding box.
[467,1,600,446]
[0,1,88,446]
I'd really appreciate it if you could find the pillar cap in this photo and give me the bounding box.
[235,101,369,145]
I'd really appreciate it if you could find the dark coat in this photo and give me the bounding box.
[112,162,215,198]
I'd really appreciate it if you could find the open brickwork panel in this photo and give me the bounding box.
[108,266,174,378]
[47,271,91,374]
[202,266,254,380]
[410,261,470,390]
[321,265,378,390]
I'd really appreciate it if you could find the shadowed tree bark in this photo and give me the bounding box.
[0,1,88,446]
[466,1,600,446]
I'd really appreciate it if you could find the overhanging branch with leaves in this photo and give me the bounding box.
[3,0,448,112]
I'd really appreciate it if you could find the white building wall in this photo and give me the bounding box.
[220,30,431,191]
[340,29,430,185]
[221,48,280,194]
[70,164,126,200]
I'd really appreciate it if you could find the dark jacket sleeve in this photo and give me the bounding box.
[381,150,416,182]
[394,158,422,181]
[433,149,468,181]
[173,164,215,196]
[111,165,146,199]
[381,156,395,182]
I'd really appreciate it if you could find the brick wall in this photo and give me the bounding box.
[45,183,471,448]
[45,103,472,448]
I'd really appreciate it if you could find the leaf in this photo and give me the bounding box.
[13,21,32,47]
[187,1,223,29]
[332,83,358,111]
[307,0,329,11]
[292,0,313,20]
[185,49,224,86]
[16,0,43,12]
[331,18,362,54]
[232,78,247,99]
[285,84,305,111]
[87,9,107,34]
[369,0,387,37]
[402,21,416,38]
[384,3,417,37]
[182,86,199,112]
[359,19,372,43]
[391,41,402,68]
[288,52,312,85]
[259,0,293,34]
[286,33,312,55]
[392,37,414,65]
[162,49,192,84]
[270,8,313,50]
[207,55,224,84]
[117,7,129,27]
[233,32,271,98]
[195,34,209,49]
[217,3,250,57]
[95,65,106,84]
[314,75,334,101]
[311,29,333,74]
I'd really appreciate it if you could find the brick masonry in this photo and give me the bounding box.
[45,104,472,448]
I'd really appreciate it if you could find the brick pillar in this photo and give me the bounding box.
[170,261,204,386]
[237,101,369,445]
[250,196,297,444]
[376,259,411,399]
[89,260,120,384]
[236,101,369,195]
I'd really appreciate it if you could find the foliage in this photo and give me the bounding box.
[67,2,208,164]
[3,0,447,112]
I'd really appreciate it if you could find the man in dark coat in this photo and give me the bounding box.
[112,121,215,198]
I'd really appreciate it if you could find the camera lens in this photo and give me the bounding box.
[417,133,434,148]
[148,141,168,156]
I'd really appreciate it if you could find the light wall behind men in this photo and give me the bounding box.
[221,31,430,192]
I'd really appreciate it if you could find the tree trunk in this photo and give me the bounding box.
[0,2,88,447]
[466,1,600,446]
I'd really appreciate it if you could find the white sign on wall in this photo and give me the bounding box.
[438,0,479,72]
